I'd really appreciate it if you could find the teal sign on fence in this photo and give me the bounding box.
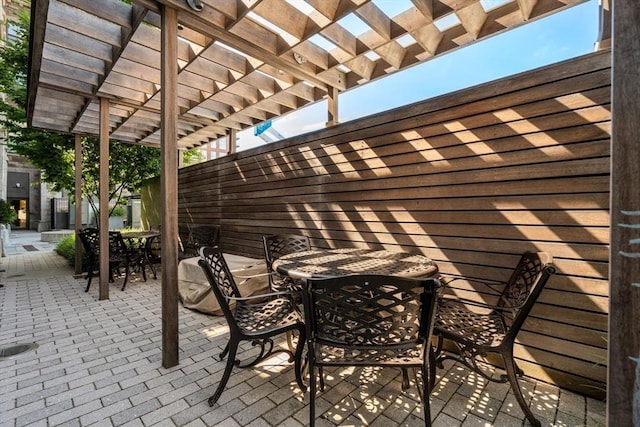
[254,120,272,136]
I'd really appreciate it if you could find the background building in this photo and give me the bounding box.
[1,0,62,231]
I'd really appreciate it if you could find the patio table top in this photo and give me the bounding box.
[273,248,438,280]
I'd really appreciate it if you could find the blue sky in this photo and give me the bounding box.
[236,0,600,151]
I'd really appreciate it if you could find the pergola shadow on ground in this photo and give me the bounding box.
[0,233,605,426]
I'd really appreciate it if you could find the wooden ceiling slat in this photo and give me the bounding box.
[38,86,85,104]
[305,0,354,21]
[40,71,96,95]
[321,23,360,57]
[199,43,251,74]
[41,60,99,87]
[254,0,320,40]
[46,24,114,62]
[184,58,230,84]
[411,0,435,21]
[354,2,392,41]
[49,0,122,47]
[456,2,488,39]
[109,57,160,84]
[59,0,133,28]
[229,17,282,55]
[517,0,538,19]
[43,43,105,75]
[104,70,157,95]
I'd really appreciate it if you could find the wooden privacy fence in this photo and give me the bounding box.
[174,50,610,397]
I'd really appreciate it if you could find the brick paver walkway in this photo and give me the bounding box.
[0,231,606,426]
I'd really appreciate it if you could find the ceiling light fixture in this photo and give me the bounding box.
[293,52,307,64]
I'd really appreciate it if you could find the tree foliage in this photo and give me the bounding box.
[0,8,162,217]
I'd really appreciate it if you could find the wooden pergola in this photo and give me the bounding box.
[25,0,638,424]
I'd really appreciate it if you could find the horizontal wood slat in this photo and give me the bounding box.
[172,50,611,398]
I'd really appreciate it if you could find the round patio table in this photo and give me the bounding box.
[273,248,438,280]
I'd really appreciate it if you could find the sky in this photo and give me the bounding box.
[235,0,601,152]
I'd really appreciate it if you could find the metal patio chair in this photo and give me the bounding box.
[78,228,146,292]
[262,234,310,293]
[144,233,161,279]
[303,274,440,426]
[432,251,556,427]
[198,245,306,406]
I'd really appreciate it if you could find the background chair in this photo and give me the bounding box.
[108,231,147,290]
[432,251,555,427]
[78,228,119,292]
[179,224,220,259]
[78,228,146,292]
[262,234,310,293]
[198,245,306,406]
[303,274,439,426]
[144,234,161,279]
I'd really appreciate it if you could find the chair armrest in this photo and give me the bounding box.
[439,274,505,296]
[225,290,297,302]
[439,296,521,312]
[232,271,274,280]
[439,296,501,311]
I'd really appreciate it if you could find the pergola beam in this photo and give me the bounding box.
[99,97,109,301]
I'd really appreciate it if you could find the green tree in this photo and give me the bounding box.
[183,148,205,166]
[0,8,161,218]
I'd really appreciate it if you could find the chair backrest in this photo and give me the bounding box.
[180,225,220,258]
[303,274,439,352]
[78,227,100,260]
[497,251,556,335]
[198,246,242,322]
[108,231,129,257]
[262,234,310,273]
[145,234,161,264]
[192,225,220,248]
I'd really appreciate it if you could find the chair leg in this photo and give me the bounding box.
[121,263,130,291]
[428,343,437,392]
[318,366,325,391]
[140,258,147,282]
[401,368,410,390]
[421,367,431,427]
[309,360,316,427]
[85,269,93,292]
[149,262,157,279]
[219,342,230,361]
[286,331,295,353]
[208,339,238,406]
[293,327,306,391]
[503,350,541,427]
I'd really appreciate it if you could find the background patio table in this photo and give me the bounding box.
[122,231,161,277]
[273,248,438,280]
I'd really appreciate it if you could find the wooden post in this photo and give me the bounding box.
[161,4,179,368]
[99,97,109,300]
[74,134,82,275]
[326,86,339,127]
[228,129,237,154]
[609,0,640,424]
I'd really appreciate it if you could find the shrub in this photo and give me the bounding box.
[56,233,88,271]
[0,199,17,224]
[111,206,126,217]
